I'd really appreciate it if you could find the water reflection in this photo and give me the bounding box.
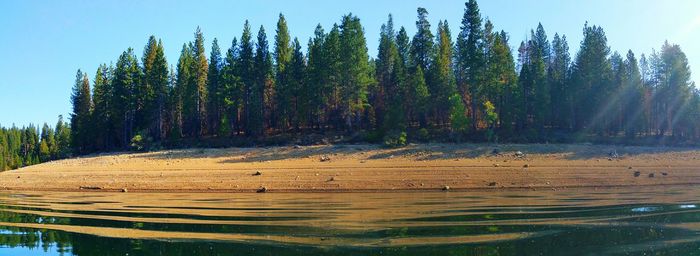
[0,186,699,255]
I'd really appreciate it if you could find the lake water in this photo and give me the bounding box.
[0,186,699,255]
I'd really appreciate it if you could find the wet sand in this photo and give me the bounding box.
[1,143,699,192]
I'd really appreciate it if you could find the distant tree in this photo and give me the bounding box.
[92,64,112,150]
[288,38,309,129]
[430,20,457,124]
[306,24,327,129]
[111,48,141,148]
[322,24,342,129]
[220,37,242,135]
[55,115,71,159]
[486,31,518,135]
[410,8,434,73]
[375,14,398,131]
[339,14,373,130]
[238,21,255,136]
[530,24,550,132]
[456,0,484,131]
[141,36,170,140]
[191,27,209,136]
[70,70,92,154]
[621,50,644,137]
[549,33,571,130]
[207,38,222,135]
[250,25,273,137]
[570,23,612,133]
[274,14,293,131]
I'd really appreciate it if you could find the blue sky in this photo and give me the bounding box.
[1,0,699,127]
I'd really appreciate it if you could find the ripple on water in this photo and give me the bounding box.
[0,186,698,255]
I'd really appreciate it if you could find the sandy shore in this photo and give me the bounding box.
[1,143,699,192]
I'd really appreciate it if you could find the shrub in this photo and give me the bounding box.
[383,131,407,148]
[130,131,153,152]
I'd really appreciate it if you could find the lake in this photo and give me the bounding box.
[0,186,699,255]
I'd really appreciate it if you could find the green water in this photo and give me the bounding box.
[0,187,699,255]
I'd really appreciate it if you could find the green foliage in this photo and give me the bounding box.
[449,94,470,135]
[383,131,407,148]
[0,118,71,171]
[130,130,156,152]
[483,100,498,142]
[339,14,372,130]
[36,0,700,169]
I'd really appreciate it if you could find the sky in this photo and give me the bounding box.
[1,0,699,127]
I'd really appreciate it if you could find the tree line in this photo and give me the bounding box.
[62,0,697,155]
[0,117,71,170]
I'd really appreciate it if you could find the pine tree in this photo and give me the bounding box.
[656,42,693,137]
[457,0,484,131]
[306,24,327,129]
[487,31,518,135]
[250,25,272,137]
[238,21,255,136]
[530,24,550,132]
[621,50,643,137]
[289,38,307,129]
[54,116,71,159]
[191,27,209,136]
[141,36,169,140]
[220,37,242,135]
[570,23,612,133]
[339,14,372,130]
[549,33,571,129]
[274,14,293,130]
[92,64,112,150]
[410,8,434,73]
[70,70,92,154]
[173,44,193,138]
[430,21,457,125]
[111,48,141,148]
[323,24,342,129]
[207,38,222,134]
[375,14,398,131]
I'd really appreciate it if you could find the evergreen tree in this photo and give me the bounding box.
[207,38,222,134]
[621,50,644,137]
[656,42,693,137]
[339,14,372,130]
[70,70,92,154]
[549,33,571,129]
[220,37,242,135]
[457,0,484,131]
[173,44,193,138]
[487,31,518,135]
[323,24,342,128]
[55,115,71,159]
[142,36,169,140]
[250,25,272,137]
[274,14,293,130]
[530,24,550,132]
[570,23,612,133]
[306,24,327,129]
[375,14,398,131]
[92,64,113,150]
[430,21,457,124]
[238,21,255,136]
[111,48,141,148]
[191,27,209,136]
[289,38,307,129]
[410,8,434,73]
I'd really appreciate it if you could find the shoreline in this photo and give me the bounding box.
[3,183,700,194]
[2,143,699,193]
